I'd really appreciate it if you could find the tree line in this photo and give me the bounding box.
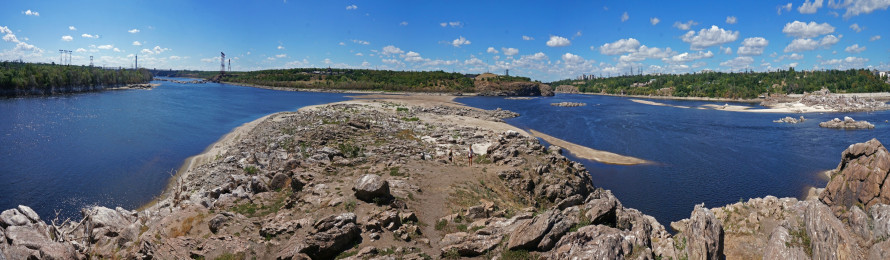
[0,62,153,91]
[550,68,890,99]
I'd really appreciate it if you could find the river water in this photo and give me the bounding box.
[459,94,890,224]
[0,79,349,219]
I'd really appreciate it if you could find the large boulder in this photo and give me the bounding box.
[352,174,391,202]
[681,204,724,260]
[820,138,890,216]
[805,201,864,259]
[277,213,361,260]
[762,226,810,260]
[506,210,562,251]
[547,225,646,259]
[440,230,503,257]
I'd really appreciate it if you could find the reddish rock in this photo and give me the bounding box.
[820,138,890,216]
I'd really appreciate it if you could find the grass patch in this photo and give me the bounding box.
[501,249,534,260]
[344,200,356,212]
[456,224,468,232]
[214,252,246,260]
[170,213,203,237]
[388,167,406,177]
[435,219,448,231]
[244,166,258,175]
[335,250,358,259]
[569,208,592,232]
[786,223,813,258]
[338,142,364,158]
[395,129,419,141]
[401,117,420,122]
[231,190,290,218]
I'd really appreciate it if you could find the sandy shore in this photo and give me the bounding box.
[529,129,649,165]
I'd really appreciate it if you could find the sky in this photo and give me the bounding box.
[1,0,889,82]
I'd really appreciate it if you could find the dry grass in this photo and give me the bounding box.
[170,213,203,237]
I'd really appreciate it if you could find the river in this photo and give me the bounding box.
[0,79,349,219]
[459,94,890,224]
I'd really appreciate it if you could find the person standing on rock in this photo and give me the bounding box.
[448,149,453,164]
[468,145,474,166]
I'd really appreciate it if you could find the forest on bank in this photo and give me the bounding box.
[550,68,890,99]
[0,62,152,91]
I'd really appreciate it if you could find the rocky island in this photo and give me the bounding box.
[1,94,889,259]
[819,116,875,129]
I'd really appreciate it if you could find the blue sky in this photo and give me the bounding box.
[1,0,888,81]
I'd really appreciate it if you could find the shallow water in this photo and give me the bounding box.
[0,79,349,219]
[458,94,890,224]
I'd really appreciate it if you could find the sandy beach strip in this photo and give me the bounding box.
[632,98,838,113]
[529,129,649,165]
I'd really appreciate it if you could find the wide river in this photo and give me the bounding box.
[459,94,890,224]
[3,82,889,225]
[0,79,349,219]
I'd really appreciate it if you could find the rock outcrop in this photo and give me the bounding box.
[352,174,391,202]
[774,116,806,124]
[554,85,580,94]
[819,116,875,129]
[820,138,890,216]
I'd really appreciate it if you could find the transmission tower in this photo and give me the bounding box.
[228,59,231,72]
[220,52,226,74]
[58,50,63,65]
[89,56,93,67]
[135,55,138,69]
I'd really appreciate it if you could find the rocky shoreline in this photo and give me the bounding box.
[2,95,889,259]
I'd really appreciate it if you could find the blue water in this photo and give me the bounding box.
[0,79,349,219]
[459,94,890,224]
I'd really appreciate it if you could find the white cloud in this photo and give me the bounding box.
[522,35,534,41]
[351,39,369,45]
[355,53,363,56]
[524,52,548,61]
[845,44,866,53]
[782,21,834,38]
[75,48,86,52]
[720,46,733,54]
[650,17,660,25]
[451,36,471,47]
[821,56,868,68]
[381,45,404,56]
[546,35,571,47]
[132,41,141,46]
[664,51,715,63]
[783,34,839,52]
[680,25,740,50]
[673,20,698,30]
[819,34,840,46]
[778,3,793,15]
[169,56,182,60]
[68,26,76,31]
[97,44,113,50]
[726,16,737,24]
[798,0,824,13]
[784,39,819,52]
[850,23,864,32]
[404,51,423,62]
[399,21,408,26]
[619,45,675,62]
[274,54,287,58]
[600,38,641,55]
[200,57,216,63]
[840,0,890,18]
[346,4,357,10]
[621,12,629,22]
[789,53,804,60]
[338,42,345,46]
[22,10,39,16]
[502,47,519,56]
[113,48,121,52]
[486,47,498,54]
[61,35,73,42]
[871,35,882,41]
[737,37,769,56]
[440,21,463,28]
[720,56,754,69]
[81,33,98,39]
[562,53,584,64]
[141,45,170,55]
[277,45,285,49]
[128,29,140,34]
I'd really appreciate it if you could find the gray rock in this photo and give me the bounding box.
[506,209,561,250]
[16,205,40,223]
[208,214,231,233]
[249,176,270,193]
[0,208,30,227]
[849,205,872,240]
[584,190,620,226]
[819,116,875,129]
[290,213,361,260]
[352,174,391,202]
[869,204,890,241]
[555,194,584,210]
[762,226,810,260]
[868,240,890,260]
[805,201,862,259]
[269,172,291,190]
[683,204,724,260]
[547,225,641,259]
[440,230,502,257]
